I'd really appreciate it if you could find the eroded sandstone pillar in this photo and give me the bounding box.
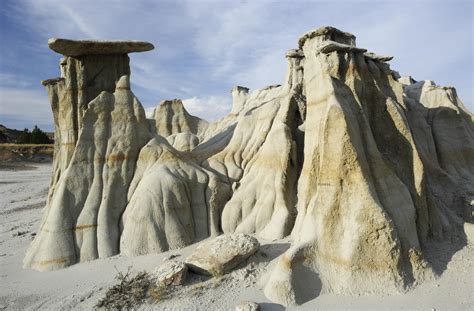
[41,39,153,203]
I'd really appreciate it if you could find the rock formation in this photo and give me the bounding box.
[185,233,259,276]
[152,99,208,137]
[40,39,153,206]
[153,260,188,286]
[24,75,151,270]
[24,27,473,306]
[264,27,473,305]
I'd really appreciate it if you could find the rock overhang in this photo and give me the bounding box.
[286,49,305,58]
[231,86,250,93]
[298,26,356,49]
[48,38,154,56]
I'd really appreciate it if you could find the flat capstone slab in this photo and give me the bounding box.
[48,38,154,56]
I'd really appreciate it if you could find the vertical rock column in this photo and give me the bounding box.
[24,39,154,271]
[41,39,153,203]
[230,86,250,114]
[265,27,431,306]
[219,48,306,239]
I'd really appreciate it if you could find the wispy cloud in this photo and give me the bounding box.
[0,0,472,131]
[0,73,35,89]
[182,96,231,121]
[0,87,52,130]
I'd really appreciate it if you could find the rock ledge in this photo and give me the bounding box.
[298,26,355,48]
[48,38,154,56]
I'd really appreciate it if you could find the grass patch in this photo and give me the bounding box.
[95,267,168,310]
[190,282,206,297]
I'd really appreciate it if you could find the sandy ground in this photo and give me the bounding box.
[0,164,473,310]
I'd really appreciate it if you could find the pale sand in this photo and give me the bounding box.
[1,164,473,310]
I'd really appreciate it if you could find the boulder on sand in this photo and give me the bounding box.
[185,234,259,276]
[153,260,188,286]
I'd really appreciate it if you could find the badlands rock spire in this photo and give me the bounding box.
[25,39,154,268]
[265,26,474,305]
[24,27,473,306]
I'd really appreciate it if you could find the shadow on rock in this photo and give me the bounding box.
[292,261,322,305]
[255,242,291,263]
[259,302,286,311]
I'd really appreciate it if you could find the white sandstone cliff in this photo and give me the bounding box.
[24,28,473,308]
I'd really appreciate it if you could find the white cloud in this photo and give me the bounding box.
[0,0,471,134]
[0,87,52,130]
[0,73,34,89]
[182,96,231,121]
[232,49,288,90]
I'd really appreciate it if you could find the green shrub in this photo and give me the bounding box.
[16,125,52,144]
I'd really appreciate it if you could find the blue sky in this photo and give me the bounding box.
[0,0,472,132]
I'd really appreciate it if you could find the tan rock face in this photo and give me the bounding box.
[24,76,151,270]
[153,260,188,286]
[152,99,208,137]
[25,26,473,306]
[185,234,259,276]
[119,135,229,255]
[298,26,356,48]
[41,53,132,207]
[265,26,473,305]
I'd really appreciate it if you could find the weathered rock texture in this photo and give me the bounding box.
[264,27,473,306]
[152,99,208,137]
[25,28,473,305]
[24,75,151,270]
[153,260,188,286]
[235,301,261,311]
[48,38,154,56]
[185,234,259,276]
[41,42,137,206]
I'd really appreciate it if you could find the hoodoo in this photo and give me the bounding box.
[264,26,474,306]
[24,27,473,307]
[40,39,154,206]
[25,39,154,269]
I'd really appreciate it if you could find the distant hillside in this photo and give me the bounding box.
[0,124,54,144]
[0,124,22,143]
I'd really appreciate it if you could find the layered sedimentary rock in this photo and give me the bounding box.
[48,38,154,56]
[119,134,229,255]
[152,99,208,137]
[217,51,305,239]
[25,27,473,304]
[41,39,153,205]
[264,27,473,306]
[24,76,151,270]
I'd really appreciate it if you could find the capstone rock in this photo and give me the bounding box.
[48,38,154,56]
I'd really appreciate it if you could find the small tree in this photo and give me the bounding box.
[16,128,32,144]
[16,126,52,144]
[30,125,51,144]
